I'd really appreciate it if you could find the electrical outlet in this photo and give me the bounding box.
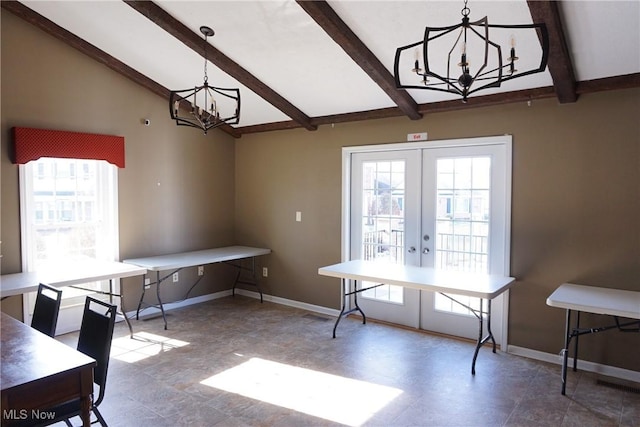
[172,272,179,282]
[198,266,204,276]
[262,267,268,277]
[144,278,151,286]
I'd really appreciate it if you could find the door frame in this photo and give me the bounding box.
[341,135,512,347]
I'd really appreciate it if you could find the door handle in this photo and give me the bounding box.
[408,246,416,253]
[423,248,430,254]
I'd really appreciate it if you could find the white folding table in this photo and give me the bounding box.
[0,259,147,337]
[123,246,271,330]
[546,283,640,394]
[318,260,516,374]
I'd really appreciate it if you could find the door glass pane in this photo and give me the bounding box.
[361,160,404,303]
[434,156,490,315]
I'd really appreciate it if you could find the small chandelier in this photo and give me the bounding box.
[394,0,549,102]
[170,26,240,134]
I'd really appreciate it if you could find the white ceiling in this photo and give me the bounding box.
[16,0,640,131]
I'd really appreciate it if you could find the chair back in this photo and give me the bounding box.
[77,297,116,406]
[31,283,62,337]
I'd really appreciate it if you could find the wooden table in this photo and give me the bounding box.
[124,246,271,330]
[546,283,640,394]
[1,259,147,337]
[318,260,516,374]
[1,313,96,426]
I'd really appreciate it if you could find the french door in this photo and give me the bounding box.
[349,150,421,327]
[346,136,511,344]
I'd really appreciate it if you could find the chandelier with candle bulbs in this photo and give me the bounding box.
[394,0,549,102]
[170,26,240,134]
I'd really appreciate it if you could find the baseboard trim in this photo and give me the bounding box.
[233,288,341,317]
[507,345,640,383]
[124,289,232,320]
[124,288,340,320]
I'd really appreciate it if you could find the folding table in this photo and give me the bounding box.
[318,260,516,374]
[546,283,640,394]
[123,246,271,330]
[0,259,147,337]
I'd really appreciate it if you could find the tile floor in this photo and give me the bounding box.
[54,296,639,427]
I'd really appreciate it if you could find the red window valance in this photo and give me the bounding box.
[12,127,125,168]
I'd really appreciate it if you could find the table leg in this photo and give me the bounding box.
[352,281,367,324]
[437,293,494,375]
[561,308,571,395]
[136,274,147,320]
[156,271,168,330]
[230,257,264,303]
[471,298,484,375]
[486,299,496,352]
[231,269,241,297]
[79,395,92,427]
[332,280,347,339]
[79,369,94,427]
[249,256,264,303]
[573,311,580,372]
[119,282,134,339]
[111,278,134,338]
[332,279,367,338]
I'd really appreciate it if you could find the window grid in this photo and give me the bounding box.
[22,158,118,315]
[434,157,490,315]
[361,160,405,303]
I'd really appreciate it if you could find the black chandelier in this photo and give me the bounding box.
[394,0,549,102]
[170,26,240,134]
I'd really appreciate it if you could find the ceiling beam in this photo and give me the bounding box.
[124,0,317,132]
[1,1,241,138]
[296,0,422,121]
[527,1,578,103]
[239,87,557,135]
[576,73,640,94]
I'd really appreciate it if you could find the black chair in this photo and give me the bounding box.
[31,283,62,337]
[40,297,117,427]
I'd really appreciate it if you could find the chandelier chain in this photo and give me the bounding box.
[461,0,470,18]
[203,33,209,84]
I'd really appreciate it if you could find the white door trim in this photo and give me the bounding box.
[341,135,512,348]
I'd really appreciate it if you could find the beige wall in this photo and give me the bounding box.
[1,11,237,318]
[236,91,640,372]
[2,10,639,372]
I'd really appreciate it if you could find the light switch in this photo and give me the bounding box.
[296,211,302,222]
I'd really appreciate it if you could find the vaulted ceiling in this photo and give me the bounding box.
[3,1,639,138]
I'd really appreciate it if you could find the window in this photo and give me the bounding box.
[20,157,119,333]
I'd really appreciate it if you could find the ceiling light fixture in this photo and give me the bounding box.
[394,0,549,102]
[170,26,240,134]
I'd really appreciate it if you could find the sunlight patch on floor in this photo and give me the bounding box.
[110,332,189,363]
[200,357,403,426]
